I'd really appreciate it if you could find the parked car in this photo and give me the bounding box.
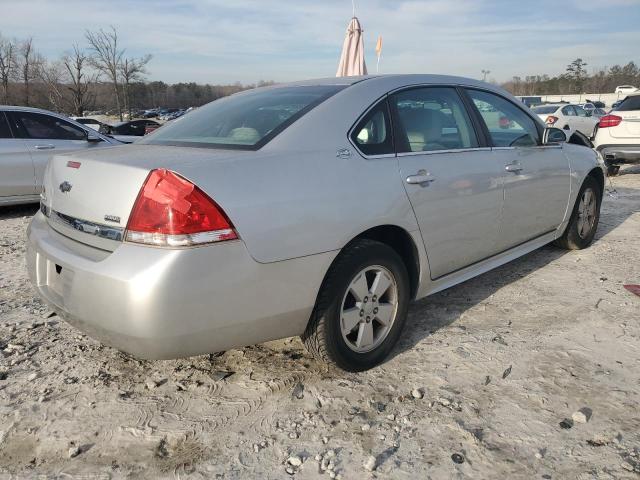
[611,100,623,111]
[586,100,606,109]
[99,119,161,143]
[581,102,596,113]
[593,93,640,175]
[615,85,639,95]
[516,96,542,107]
[531,103,599,138]
[27,75,604,371]
[0,106,119,206]
[72,117,106,131]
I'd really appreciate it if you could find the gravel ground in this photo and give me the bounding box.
[1,166,639,479]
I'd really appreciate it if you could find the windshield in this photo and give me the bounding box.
[141,85,345,149]
[531,106,559,114]
[615,95,640,111]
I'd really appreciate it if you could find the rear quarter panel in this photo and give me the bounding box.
[176,150,419,264]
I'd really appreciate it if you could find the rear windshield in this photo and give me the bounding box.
[531,106,559,114]
[615,95,640,111]
[141,85,345,149]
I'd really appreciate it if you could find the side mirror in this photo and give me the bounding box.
[86,131,102,143]
[543,127,567,144]
[585,111,592,117]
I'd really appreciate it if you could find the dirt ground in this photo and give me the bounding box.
[1,166,639,479]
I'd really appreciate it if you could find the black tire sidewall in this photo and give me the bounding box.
[321,242,410,372]
[565,176,601,249]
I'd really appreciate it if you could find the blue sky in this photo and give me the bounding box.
[1,0,639,84]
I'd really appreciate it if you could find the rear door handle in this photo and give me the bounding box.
[34,144,55,150]
[406,170,436,185]
[505,162,523,173]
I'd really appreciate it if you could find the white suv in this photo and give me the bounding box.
[615,85,639,95]
[593,94,640,175]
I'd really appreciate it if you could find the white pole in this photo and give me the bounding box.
[352,0,356,17]
[376,54,381,74]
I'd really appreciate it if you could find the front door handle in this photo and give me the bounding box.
[34,144,55,150]
[406,170,436,185]
[505,162,523,173]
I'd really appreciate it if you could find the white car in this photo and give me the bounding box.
[615,85,639,95]
[0,106,119,206]
[531,104,599,138]
[593,94,640,175]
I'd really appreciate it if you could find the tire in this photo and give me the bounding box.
[302,239,410,372]
[554,176,602,250]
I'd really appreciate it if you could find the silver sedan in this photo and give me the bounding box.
[0,106,119,206]
[26,75,604,371]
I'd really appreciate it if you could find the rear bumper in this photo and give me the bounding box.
[26,212,335,359]
[595,144,640,164]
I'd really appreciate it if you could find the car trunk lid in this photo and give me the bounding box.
[41,145,250,252]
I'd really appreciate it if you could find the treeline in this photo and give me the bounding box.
[0,27,273,119]
[503,58,640,96]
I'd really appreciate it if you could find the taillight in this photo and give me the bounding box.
[125,169,237,247]
[598,115,622,128]
[545,116,559,125]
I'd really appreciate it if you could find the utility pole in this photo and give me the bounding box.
[481,69,491,82]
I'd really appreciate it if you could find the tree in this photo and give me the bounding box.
[566,58,588,94]
[0,34,17,104]
[85,26,124,119]
[38,59,66,112]
[119,54,151,117]
[18,38,43,106]
[62,44,97,116]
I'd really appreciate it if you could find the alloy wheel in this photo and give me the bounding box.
[577,187,597,239]
[340,265,398,353]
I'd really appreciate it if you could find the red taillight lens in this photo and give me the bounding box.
[125,169,237,247]
[598,115,622,128]
[545,115,559,125]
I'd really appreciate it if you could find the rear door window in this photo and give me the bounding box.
[466,89,540,147]
[0,112,12,138]
[13,112,86,140]
[574,105,588,117]
[390,87,478,153]
[562,106,577,116]
[350,99,394,156]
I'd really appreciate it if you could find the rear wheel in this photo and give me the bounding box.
[555,176,601,250]
[302,239,410,372]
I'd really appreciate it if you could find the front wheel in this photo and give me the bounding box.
[555,176,602,250]
[302,239,410,372]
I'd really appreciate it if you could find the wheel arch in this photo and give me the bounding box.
[319,225,422,301]
[586,166,605,197]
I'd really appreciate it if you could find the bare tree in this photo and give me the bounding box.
[18,38,43,106]
[38,59,66,112]
[62,44,97,116]
[85,26,124,119]
[119,54,151,117]
[0,34,17,104]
